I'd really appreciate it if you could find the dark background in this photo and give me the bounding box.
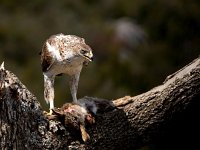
[0,0,199,149]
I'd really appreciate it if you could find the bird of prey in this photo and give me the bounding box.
[40,33,93,115]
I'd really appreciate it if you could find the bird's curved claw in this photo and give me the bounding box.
[43,109,53,116]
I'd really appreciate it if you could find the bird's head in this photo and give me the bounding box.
[78,43,93,64]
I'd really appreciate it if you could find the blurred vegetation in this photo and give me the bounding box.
[0,0,199,149]
[0,0,199,109]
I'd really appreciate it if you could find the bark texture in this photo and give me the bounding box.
[0,57,200,150]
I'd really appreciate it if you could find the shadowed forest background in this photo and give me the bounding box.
[0,0,199,149]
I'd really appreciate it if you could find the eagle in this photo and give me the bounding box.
[40,33,93,115]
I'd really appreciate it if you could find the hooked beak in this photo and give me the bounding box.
[84,51,93,62]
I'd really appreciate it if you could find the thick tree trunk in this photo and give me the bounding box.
[0,57,200,150]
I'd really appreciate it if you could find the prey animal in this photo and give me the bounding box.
[47,97,115,142]
[40,33,93,115]
[51,103,95,142]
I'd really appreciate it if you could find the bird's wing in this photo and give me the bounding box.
[41,35,62,72]
[40,34,86,72]
[40,41,56,72]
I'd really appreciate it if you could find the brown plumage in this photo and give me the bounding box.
[40,33,93,114]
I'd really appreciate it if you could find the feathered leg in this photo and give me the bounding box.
[69,73,80,103]
[44,74,55,115]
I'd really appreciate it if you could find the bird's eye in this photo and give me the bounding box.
[80,49,87,54]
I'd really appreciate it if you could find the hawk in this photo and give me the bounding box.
[40,33,93,115]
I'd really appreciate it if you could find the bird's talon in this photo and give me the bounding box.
[46,109,53,116]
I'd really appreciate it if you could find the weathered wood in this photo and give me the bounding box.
[0,57,200,150]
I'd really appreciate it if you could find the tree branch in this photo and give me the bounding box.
[0,57,199,149]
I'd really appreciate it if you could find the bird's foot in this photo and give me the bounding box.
[43,109,53,116]
[43,109,58,120]
[48,109,53,115]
